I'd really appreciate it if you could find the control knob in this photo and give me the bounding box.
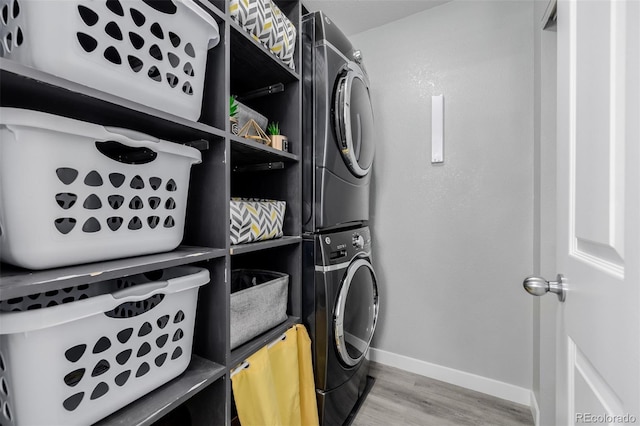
[353,49,363,64]
[352,234,365,249]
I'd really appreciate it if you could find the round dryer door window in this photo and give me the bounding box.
[334,62,375,178]
[334,257,379,367]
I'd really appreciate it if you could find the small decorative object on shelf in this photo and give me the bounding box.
[267,121,288,151]
[238,118,271,145]
[230,96,239,135]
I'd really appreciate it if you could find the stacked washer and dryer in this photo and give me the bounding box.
[301,11,380,426]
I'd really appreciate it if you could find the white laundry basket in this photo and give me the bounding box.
[0,0,220,120]
[0,266,209,426]
[0,108,202,270]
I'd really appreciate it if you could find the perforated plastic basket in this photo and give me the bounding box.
[0,0,219,120]
[0,266,209,426]
[0,108,202,270]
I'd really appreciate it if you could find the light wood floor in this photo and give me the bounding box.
[352,362,534,426]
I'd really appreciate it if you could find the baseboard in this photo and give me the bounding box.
[530,390,540,426]
[368,348,532,406]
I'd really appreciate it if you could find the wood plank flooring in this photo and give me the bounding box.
[352,362,534,426]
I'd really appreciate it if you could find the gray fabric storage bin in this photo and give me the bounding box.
[236,101,268,132]
[230,269,289,349]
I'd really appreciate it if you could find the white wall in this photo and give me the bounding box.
[351,0,534,390]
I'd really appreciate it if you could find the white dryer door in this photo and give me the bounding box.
[334,257,379,367]
[334,62,375,178]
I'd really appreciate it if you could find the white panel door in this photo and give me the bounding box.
[556,0,639,424]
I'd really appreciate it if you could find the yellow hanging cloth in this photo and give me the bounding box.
[231,325,320,426]
[268,327,301,426]
[295,324,320,426]
[231,346,283,426]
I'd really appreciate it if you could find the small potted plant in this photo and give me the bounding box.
[267,121,288,151]
[229,96,239,135]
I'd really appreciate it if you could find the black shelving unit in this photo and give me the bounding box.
[0,1,302,425]
[0,246,226,299]
[0,59,226,144]
[230,236,301,255]
[96,356,226,426]
[230,134,299,164]
[229,316,301,367]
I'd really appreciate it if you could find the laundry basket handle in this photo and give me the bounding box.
[180,0,220,49]
[102,126,203,165]
[109,267,209,302]
[104,127,161,144]
[0,268,210,335]
[96,127,164,165]
[111,281,168,300]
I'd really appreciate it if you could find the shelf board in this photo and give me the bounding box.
[96,355,225,426]
[193,0,227,22]
[0,59,225,144]
[0,246,226,300]
[230,134,299,165]
[229,316,301,367]
[229,21,299,94]
[230,236,302,255]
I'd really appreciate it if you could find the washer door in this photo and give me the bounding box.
[334,62,375,178]
[334,257,379,367]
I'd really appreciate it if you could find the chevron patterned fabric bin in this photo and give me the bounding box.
[229,0,296,70]
[230,198,286,245]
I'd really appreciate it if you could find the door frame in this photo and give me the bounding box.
[533,0,560,423]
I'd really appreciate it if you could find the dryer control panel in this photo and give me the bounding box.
[319,226,371,266]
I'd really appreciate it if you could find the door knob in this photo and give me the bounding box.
[523,274,567,302]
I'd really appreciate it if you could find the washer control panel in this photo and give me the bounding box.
[320,226,371,265]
